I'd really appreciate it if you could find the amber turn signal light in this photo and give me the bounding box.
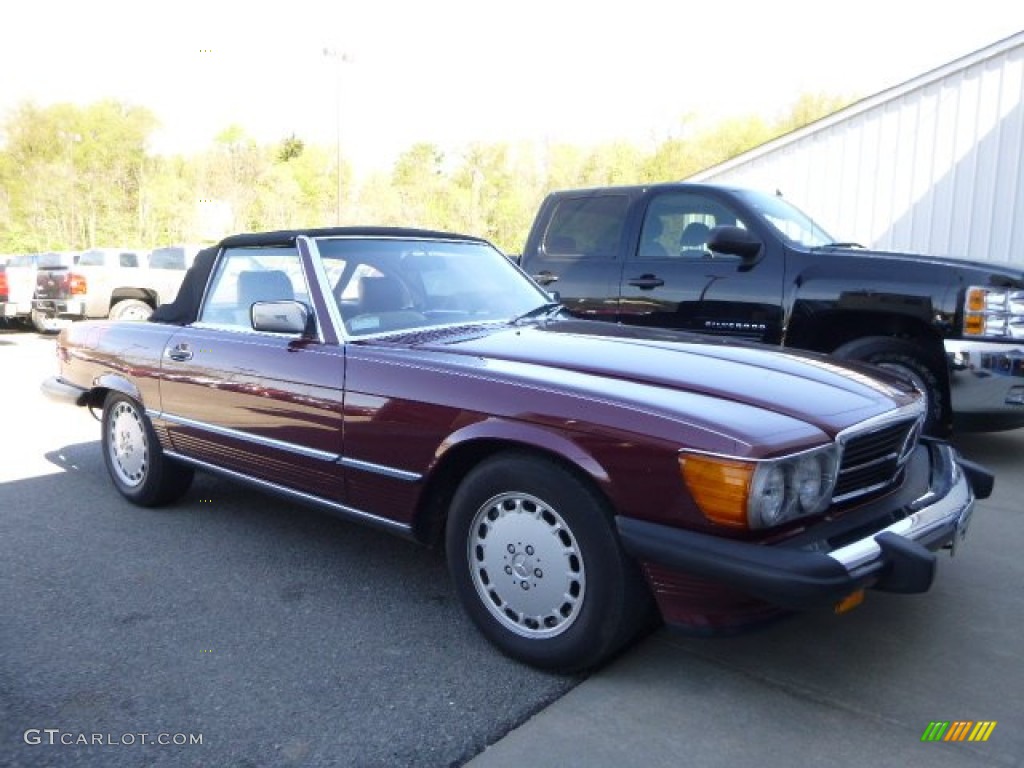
[834,589,865,614]
[679,454,753,529]
[966,287,987,312]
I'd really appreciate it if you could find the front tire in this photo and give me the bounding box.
[446,453,652,672]
[102,393,194,506]
[833,336,949,436]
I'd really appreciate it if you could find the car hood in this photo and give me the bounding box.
[819,246,1024,286]
[381,319,920,451]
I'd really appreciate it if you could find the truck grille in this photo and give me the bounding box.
[833,417,922,502]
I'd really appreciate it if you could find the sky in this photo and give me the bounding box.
[2,0,1023,174]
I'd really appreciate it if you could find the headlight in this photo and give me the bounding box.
[680,445,839,530]
[963,286,1024,339]
[751,464,787,527]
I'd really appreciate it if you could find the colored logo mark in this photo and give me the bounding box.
[921,721,997,742]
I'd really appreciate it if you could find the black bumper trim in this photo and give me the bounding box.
[616,516,859,610]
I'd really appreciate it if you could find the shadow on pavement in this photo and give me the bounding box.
[2,441,581,768]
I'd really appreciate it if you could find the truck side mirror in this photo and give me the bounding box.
[707,226,762,262]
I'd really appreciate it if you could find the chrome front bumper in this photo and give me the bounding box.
[827,442,978,579]
[945,339,1024,430]
[616,442,992,611]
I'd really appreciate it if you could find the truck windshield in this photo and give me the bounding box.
[734,189,834,248]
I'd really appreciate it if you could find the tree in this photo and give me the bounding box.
[774,92,855,135]
[0,100,156,250]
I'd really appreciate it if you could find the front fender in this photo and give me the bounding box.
[412,416,614,544]
[433,417,611,486]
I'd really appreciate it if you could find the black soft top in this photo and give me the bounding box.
[149,227,490,326]
[220,225,488,249]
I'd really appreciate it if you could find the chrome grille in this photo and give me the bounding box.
[833,417,921,502]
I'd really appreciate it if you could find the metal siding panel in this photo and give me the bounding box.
[855,112,882,242]
[995,49,1024,264]
[695,35,1023,268]
[923,76,959,254]
[838,118,863,239]
[949,66,982,257]
[873,104,902,249]
[965,57,1005,262]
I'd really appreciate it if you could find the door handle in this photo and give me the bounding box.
[531,271,559,285]
[166,343,193,362]
[627,275,665,290]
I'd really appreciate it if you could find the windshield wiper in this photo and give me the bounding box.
[512,302,564,324]
[817,241,865,249]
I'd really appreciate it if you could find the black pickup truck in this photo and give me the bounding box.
[519,183,1024,435]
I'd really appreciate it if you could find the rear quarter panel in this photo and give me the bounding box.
[59,321,180,410]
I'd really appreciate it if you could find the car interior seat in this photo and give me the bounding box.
[639,217,669,257]
[358,275,407,313]
[237,270,294,309]
[679,222,711,254]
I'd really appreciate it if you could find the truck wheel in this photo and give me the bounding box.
[446,452,652,672]
[102,393,194,506]
[109,299,153,321]
[832,336,947,435]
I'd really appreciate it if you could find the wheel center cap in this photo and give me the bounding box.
[511,553,530,579]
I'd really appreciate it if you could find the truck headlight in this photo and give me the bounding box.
[680,445,839,530]
[964,286,1024,339]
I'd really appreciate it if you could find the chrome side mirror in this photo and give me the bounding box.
[251,301,312,334]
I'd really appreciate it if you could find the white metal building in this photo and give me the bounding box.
[690,31,1024,266]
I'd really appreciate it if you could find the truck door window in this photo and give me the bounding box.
[542,195,630,259]
[77,250,106,267]
[638,193,747,259]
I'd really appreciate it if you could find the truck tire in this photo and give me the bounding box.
[446,452,653,672]
[108,299,153,321]
[832,336,947,436]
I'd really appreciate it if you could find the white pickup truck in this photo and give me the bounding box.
[1,254,39,325]
[32,245,201,327]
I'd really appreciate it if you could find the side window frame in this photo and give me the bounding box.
[635,192,749,261]
[195,245,314,335]
[540,194,631,262]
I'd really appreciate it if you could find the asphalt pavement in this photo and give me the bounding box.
[468,432,1024,767]
[0,329,578,768]
[2,326,1022,768]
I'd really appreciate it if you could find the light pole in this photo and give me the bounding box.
[322,47,352,224]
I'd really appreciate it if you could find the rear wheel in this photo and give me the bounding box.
[446,453,652,672]
[102,393,194,506]
[833,336,947,435]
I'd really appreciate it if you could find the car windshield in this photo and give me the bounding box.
[733,189,834,248]
[315,237,551,338]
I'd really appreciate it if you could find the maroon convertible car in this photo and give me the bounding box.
[43,227,992,671]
